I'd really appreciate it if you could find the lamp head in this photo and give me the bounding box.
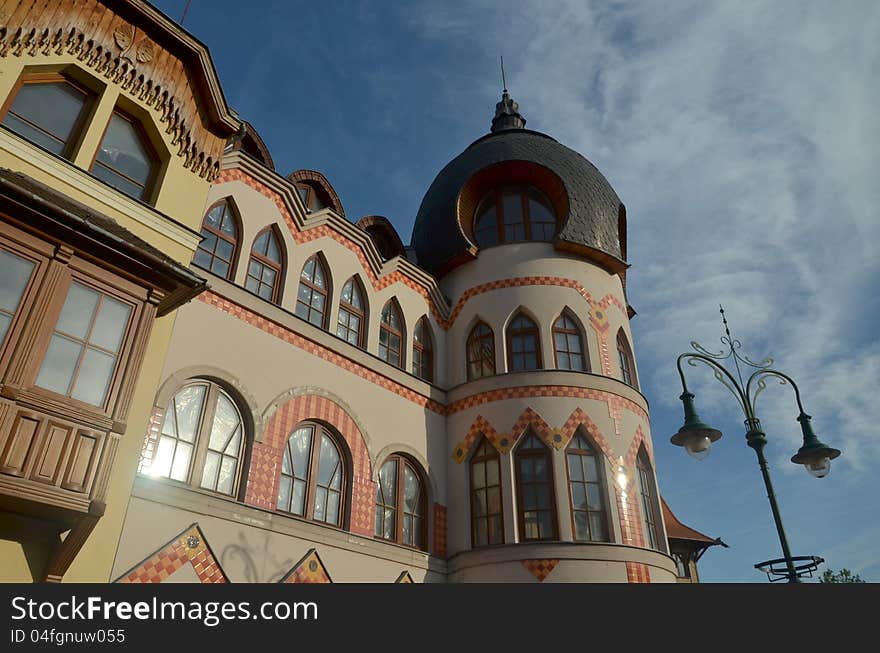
[670,392,723,460]
[790,413,840,478]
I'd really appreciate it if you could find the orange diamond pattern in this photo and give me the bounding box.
[281,549,332,583]
[522,559,559,582]
[117,524,227,584]
[395,571,414,583]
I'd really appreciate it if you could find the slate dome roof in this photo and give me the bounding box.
[411,93,626,277]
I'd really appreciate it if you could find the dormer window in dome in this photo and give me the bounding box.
[473,185,557,248]
[296,182,328,213]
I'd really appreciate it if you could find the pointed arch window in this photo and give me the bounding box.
[296,182,327,213]
[147,381,245,497]
[470,437,503,547]
[474,185,557,247]
[617,328,638,389]
[245,228,283,302]
[566,431,609,542]
[194,201,238,279]
[378,300,404,368]
[412,317,434,382]
[336,277,366,347]
[507,312,542,372]
[1,73,94,159]
[515,429,557,541]
[375,455,427,550]
[553,312,588,371]
[296,255,329,328]
[91,109,158,201]
[636,449,662,551]
[467,321,496,380]
[277,422,346,527]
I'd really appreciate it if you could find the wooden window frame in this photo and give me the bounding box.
[469,436,504,548]
[378,299,404,369]
[375,454,428,551]
[466,321,496,381]
[336,277,367,348]
[277,421,347,528]
[245,227,284,304]
[552,311,589,372]
[514,429,559,542]
[636,450,662,551]
[296,255,330,329]
[89,107,160,203]
[617,328,638,389]
[0,72,96,161]
[473,185,558,247]
[194,199,240,281]
[157,380,247,499]
[506,312,543,372]
[564,430,611,543]
[412,316,434,382]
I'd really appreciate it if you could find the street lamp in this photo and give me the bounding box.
[669,306,841,582]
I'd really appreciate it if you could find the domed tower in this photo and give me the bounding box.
[414,91,675,582]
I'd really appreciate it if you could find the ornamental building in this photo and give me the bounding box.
[0,0,719,584]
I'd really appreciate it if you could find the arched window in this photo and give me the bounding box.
[378,300,404,368]
[277,422,345,527]
[148,381,246,497]
[296,255,329,328]
[466,321,496,380]
[412,317,433,382]
[617,328,638,389]
[91,109,158,201]
[515,429,557,541]
[375,454,427,550]
[1,74,93,159]
[470,437,503,547]
[194,200,238,280]
[473,185,557,247]
[336,277,366,347]
[245,228,283,302]
[296,182,327,213]
[553,311,588,371]
[566,430,609,542]
[636,449,662,551]
[506,312,542,372]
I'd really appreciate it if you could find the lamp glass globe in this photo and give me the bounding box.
[685,435,712,461]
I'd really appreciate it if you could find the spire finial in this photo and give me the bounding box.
[491,58,526,133]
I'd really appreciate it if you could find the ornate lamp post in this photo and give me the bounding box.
[670,306,841,582]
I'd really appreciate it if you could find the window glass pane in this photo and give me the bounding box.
[567,454,583,481]
[220,207,237,236]
[170,442,192,481]
[96,113,152,186]
[589,513,606,541]
[290,427,312,478]
[35,335,82,395]
[89,295,132,353]
[172,385,206,443]
[311,261,325,288]
[277,475,292,510]
[258,284,273,300]
[314,487,327,521]
[152,436,175,478]
[4,82,86,155]
[200,451,220,490]
[0,249,35,315]
[383,507,395,539]
[486,458,499,486]
[217,456,236,494]
[326,493,340,525]
[70,347,114,405]
[253,231,268,255]
[291,479,306,515]
[571,482,587,510]
[404,465,420,513]
[379,459,397,501]
[587,484,603,511]
[318,434,340,484]
[584,454,600,482]
[266,234,280,262]
[574,511,588,540]
[56,283,100,339]
[204,206,222,229]
[92,163,145,199]
[245,276,259,293]
[0,313,10,345]
[209,393,240,451]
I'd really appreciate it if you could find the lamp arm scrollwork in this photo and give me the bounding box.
[746,369,807,417]
[677,352,751,418]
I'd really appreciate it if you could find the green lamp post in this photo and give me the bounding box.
[670,306,841,582]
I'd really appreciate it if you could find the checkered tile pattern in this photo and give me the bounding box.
[506,406,554,448]
[615,485,644,548]
[395,571,414,583]
[626,562,651,584]
[137,405,166,473]
[452,415,502,463]
[625,425,653,465]
[558,407,616,460]
[281,549,332,583]
[118,524,227,584]
[597,333,612,376]
[522,559,559,582]
[446,385,648,419]
[433,503,447,558]
[243,393,375,536]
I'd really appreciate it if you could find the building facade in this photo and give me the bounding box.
[1,0,718,583]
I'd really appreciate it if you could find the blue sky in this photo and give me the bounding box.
[156,0,879,582]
